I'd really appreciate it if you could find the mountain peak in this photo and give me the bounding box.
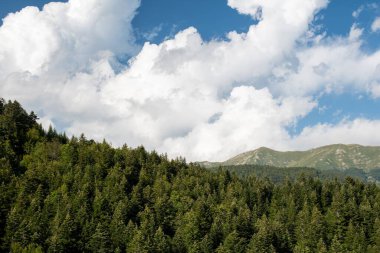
[222,144,380,171]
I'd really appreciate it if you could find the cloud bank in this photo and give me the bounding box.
[1,0,380,161]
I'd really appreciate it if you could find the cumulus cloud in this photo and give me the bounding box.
[161,87,315,161]
[372,17,380,32]
[1,0,380,161]
[0,0,139,77]
[292,119,380,149]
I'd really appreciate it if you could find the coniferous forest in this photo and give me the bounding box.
[1,98,380,253]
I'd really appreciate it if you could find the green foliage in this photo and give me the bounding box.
[210,165,373,183]
[10,243,43,253]
[1,98,380,252]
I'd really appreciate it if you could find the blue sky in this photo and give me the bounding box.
[1,0,378,57]
[132,0,253,43]
[2,0,377,43]
[0,0,65,20]
[1,0,380,160]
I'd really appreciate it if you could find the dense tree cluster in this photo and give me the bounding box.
[211,165,380,184]
[1,98,380,253]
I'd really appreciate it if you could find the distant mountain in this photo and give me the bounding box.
[202,144,380,172]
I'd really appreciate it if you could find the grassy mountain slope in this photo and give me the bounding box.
[214,144,380,172]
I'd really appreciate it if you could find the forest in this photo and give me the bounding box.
[1,98,380,253]
[209,165,380,184]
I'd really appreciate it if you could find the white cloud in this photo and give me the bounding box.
[372,17,380,32]
[161,86,315,161]
[353,4,379,19]
[39,116,55,130]
[348,24,363,41]
[271,30,380,98]
[371,82,380,98]
[140,24,163,41]
[292,119,380,149]
[1,0,380,162]
[352,6,364,19]
[0,0,140,76]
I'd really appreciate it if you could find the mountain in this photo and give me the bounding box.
[203,144,380,172]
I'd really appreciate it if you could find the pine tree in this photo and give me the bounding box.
[216,230,247,253]
[110,200,128,250]
[88,222,112,253]
[316,238,328,253]
[247,215,276,253]
[329,234,344,253]
[48,212,81,253]
[368,218,380,252]
[127,229,150,253]
[344,221,366,252]
[154,227,171,252]
[294,201,312,251]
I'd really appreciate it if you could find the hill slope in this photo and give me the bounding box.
[205,144,380,171]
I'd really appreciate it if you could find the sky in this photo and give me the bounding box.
[1,0,380,162]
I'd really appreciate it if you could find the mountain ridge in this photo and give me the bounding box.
[201,144,380,171]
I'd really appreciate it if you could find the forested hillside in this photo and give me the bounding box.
[209,165,380,184]
[1,98,380,253]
